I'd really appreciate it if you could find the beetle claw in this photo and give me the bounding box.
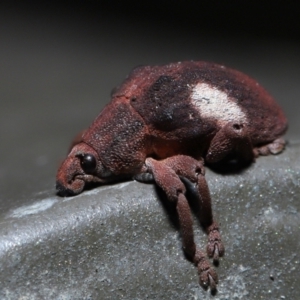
[213,245,219,262]
[198,260,218,292]
[207,241,225,262]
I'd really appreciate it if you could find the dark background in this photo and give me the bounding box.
[0,0,299,209]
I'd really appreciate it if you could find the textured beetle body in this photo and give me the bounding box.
[85,61,287,166]
[56,61,287,291]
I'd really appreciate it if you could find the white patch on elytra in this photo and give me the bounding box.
[190,82,248,126]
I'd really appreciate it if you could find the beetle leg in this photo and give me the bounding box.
[205,122,253,164]
[253,137,286,157]
[145,157,220,291]
[133,163,155,183]
[148,155,224,261]
[133,172,155,183]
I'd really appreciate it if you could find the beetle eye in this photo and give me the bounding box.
[80,154,97,174]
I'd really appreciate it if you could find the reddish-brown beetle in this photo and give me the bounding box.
[56,61,287,291]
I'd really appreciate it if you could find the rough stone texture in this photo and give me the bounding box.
[1,144,299,299]
[0,2,299,300]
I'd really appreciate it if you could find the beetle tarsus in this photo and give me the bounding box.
[206,222,224,262]
[254,137,286,157]
[195,250,218,291]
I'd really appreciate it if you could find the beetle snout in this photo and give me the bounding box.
[56,171,85,196]
[56,142,106,196]
[56,180,77,196]
[55,170,86,196]
[56,155,85,196]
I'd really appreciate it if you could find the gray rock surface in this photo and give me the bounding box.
[0,2,299,299]
[1,144,299,299]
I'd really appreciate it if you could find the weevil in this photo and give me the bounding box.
[56,61,288,291]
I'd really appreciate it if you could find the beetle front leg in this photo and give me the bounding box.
[149,155,224,261]
[145,157,219,291]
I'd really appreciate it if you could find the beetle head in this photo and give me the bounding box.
[56,142,112,196]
